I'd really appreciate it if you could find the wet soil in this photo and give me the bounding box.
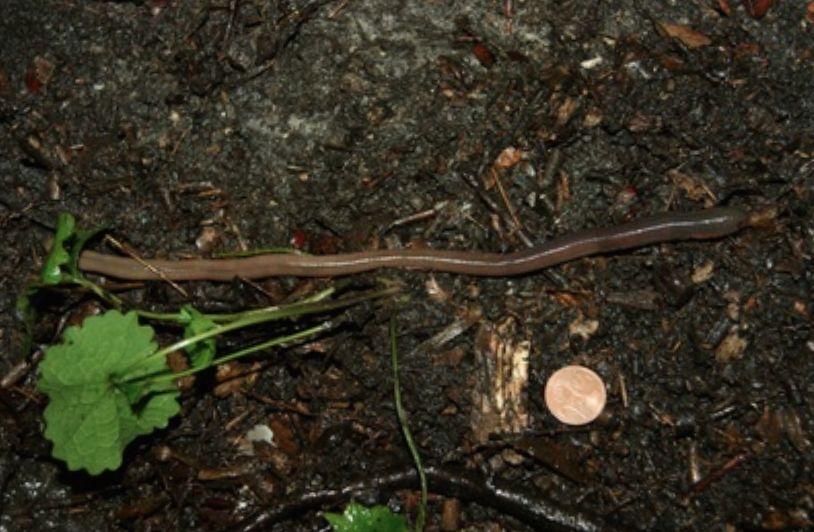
[1,1,813,530]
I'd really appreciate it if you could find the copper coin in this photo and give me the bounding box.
[544,365,606,425]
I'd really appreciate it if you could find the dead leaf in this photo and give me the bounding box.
[166,350,195,391]
[691,261,715,284]
[568,313,599,340]
[269,415,300,456]
[425,276,451,303]
[715,331,747,363]
[667,168,716,204]
[755,405,784,445]
[195,226,220,252]
[658,22,712,49]
[472,42,496,67]
[553,291,584,308]
[556,96,580,126]
[494,146,524,169]
[214,361,262,397]
[743,0,774,19]
[780,408,812,453]
[24,55,55,94]
[583,107,603,127]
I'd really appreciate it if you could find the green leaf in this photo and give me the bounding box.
[179,305,217,369]
[324,502,407,532]
[38,310,180,475]
[41,213,76,284]
[40,212,109,284]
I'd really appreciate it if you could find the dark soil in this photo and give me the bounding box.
[1,1,812,530]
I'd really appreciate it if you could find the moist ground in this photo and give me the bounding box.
[1,1,812,530]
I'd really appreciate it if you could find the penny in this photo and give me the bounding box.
[544,365,606,425]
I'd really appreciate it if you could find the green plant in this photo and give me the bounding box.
[322,318,427,532]
[390,317,427,531]
[25,214,397,474]
[38,310,180,474]
[324,501,407,532]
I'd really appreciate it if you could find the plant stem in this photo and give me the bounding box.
[202,287,336,323]
[124,286,399,374]
[136,309,184,321]
[146,322,332,383]
[72,276,124,308]
[390,317,427,532]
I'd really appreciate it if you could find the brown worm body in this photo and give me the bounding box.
[78,207,747,281]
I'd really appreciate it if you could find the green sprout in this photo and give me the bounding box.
[322,318,427,532]
[324,502,407,532]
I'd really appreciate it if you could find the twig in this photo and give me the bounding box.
[460,173,533,248]
[490,167,525,235]
[103,235,189,297]
[232,464,624,532]
[684,451,751,500]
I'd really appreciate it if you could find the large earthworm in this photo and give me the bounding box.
[77,207,747,281]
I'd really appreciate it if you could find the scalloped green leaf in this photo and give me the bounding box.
[38,310,180,475]
[324,502,407,532]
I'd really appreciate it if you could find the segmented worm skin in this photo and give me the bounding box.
[77,207,747,281]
